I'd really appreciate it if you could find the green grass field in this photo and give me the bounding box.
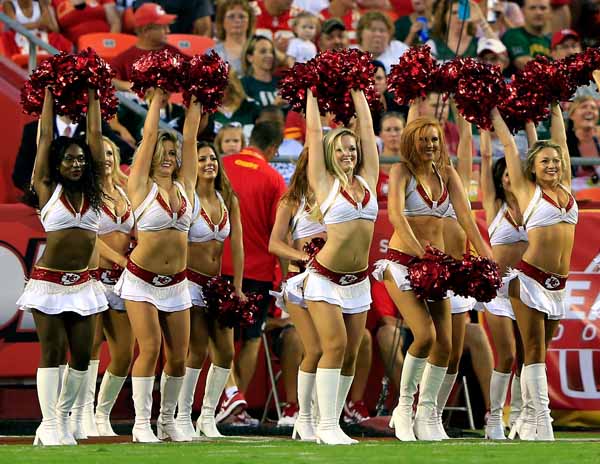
[1,435,600,464]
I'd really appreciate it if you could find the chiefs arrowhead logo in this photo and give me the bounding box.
[544,276,561,290]
[339,274,358,286]
[152,275,173,287]
[60,273,81,286]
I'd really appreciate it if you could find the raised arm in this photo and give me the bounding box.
[387,164,425,258]
[479,130,499,224]
[32,89,55,205]
[229,196,245,297]
[351,89,379,187]
[525,120,538,148]
[491,108,529,198]
[181,98,202,194]
[550,102,571,188]
[86,89,105,167]
[406,98,421,125]
[306,90,329,198]
[454,104,472,189]
[269,201,309,262]
[447,166,493,259]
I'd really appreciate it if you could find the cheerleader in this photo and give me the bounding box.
[269,149,327,441]
[18,89,108,446]
[114,89,202,442]
[479,130,529,439]
[491,104,577,441]
[373,116,493,441]
[286,89,378,445]
[175,141,243,438]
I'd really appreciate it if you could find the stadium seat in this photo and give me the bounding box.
[166,34,215,56]
[576,187,600,201]
[77,33,137,61]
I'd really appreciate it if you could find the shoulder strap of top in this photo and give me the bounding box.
[114,185,130,206]
[191,191,202,222]
[134,183,159,219]
[40,183,63,220]
[488,202,507,235]
[319,178,340,216]
[355,175,372,193]
[523,184,542,225]
[291,197,306,233]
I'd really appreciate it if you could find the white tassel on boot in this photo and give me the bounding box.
[435,373,457,440]
[196,364,230,438]
[175,367,201,438]
[335,375,358,444]
[315,368,347,445]
[95,370,127,436]
[508,374,522,429]
[157,372,191,442]
[33,367,61,446]
[414,363,447,441]
[82,360,100,436]
[485,371,510,440]
[56,366,87,445]
[525,364,554,441]
[131,376,160,443]
[389,353,427,441]
[292,370,316,442]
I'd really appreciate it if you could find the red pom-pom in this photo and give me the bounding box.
[454,59,509,130]
[564,48,600,87]
[388,45,438,105]
[21,49,117,122]
[406,246,454,301]
[431,57,469,95]
[278,61,319,113]
[182,51,229,112]
[303,237,326,260]
[449,255,501,303]
[203,276,262,328]
[130,48,185,98]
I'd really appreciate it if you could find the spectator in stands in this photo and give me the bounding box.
[214,0,256,76]
[253,0,297,52]
[550,28,581,60]
[318,17,348,51]
[214,123,246,156]
[12,113,133,193]
[319,0,360,44]
[1,0,73,55]
[484,1,524,37]
[241,35,283,108]
[111,2,180,91]
[372,61,407,135]
[357,11,408,73]
[566,96,600,187]
[213,68,261,142]
[502,0,552,70]
[549,0,571,33]
[343,329,373,425]
[377,112,405,202]
[292,0,325,15]
[394,0,432,46]
[286,11,319,65]
[476,37,510,76]
[50,0,121,45]
[134,0,213,36]
[218,121,286,426]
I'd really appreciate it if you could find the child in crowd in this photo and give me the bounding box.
[286,11,319,66]
[215,123,246,156]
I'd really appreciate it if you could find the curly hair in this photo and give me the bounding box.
[23,136,103,212]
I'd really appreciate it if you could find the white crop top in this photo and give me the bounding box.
[291,197,326,240]
[523,184,578,231]
[488,203,528,246]
[404,169,451,218]
[135,182,192,232]
[98,186,134,235]
[40,184,100,233]
[320,176,378,225]
[189,191,231,243]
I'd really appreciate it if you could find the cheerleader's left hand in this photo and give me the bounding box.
[235,288,247,302]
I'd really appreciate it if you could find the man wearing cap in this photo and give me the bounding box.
[112,3,182,91]
[550,29,581,60]
[254,0,301,52]
[502,0,551,71]
[477,37,509,75]
[134,0,213,36]
[319,18,348,51]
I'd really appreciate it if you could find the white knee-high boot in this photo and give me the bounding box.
[34,368,61,446]
[508,374,522,428]
[335,375,358,444]
[56,367,87,445]
[83,360,100,436]
[292,370,316,441]
[509,369,536,440]
[315,368,347,445]
[197,364,230,438]
[414,363,447,441]
[175,367,201,438]
[389,353,427,441]
[485,371,510,440]
[157,372,191,442]
[69,365,90,440]
[525,364,554,441]
[435,372,457,440]
[95,370,127,436]
[131,376,160,443]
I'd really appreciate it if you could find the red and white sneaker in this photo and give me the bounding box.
[216,391,248,424]
[277,403,299,427]
[343,400,371,425]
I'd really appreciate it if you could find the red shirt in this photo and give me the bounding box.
[253,0,298,42]
[111,43,184,81]
[221,147,286,282]
[319,7,360,44]
[376,168,389,204]
[52,0,114,44]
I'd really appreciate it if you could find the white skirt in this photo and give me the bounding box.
[188,279,207,308]
[449,291,477,314]
[286,268,371,314]
[504,268,567,320]
[372,259,412,291]
[18,277,108,316]
[114,268,191,313]
[484,295,515,320]
[102,283,126,311]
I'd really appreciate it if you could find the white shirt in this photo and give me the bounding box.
[292,0,328,15]
[375,40,409,73]
[286,37,317,63]
[55,117,78,138]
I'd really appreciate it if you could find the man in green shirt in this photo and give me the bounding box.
[502,0,551,70]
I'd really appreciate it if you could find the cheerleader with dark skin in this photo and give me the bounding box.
[18,88,107,446]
